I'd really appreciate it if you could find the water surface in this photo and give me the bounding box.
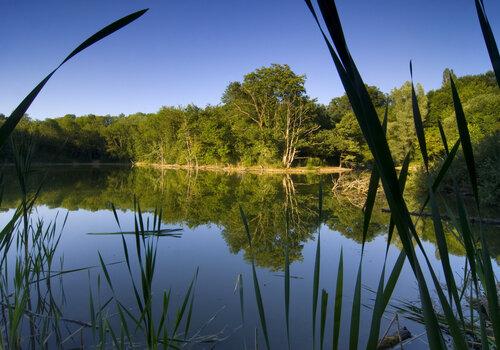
[1,165,498,348]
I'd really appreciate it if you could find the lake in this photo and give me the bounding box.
[0,165,498,349]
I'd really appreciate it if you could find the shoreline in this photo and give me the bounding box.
[1,162,131,167]
[134,162,351,174]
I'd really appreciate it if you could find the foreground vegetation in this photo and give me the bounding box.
[0,0,498,348]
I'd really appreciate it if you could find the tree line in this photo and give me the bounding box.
[1,64,498,169]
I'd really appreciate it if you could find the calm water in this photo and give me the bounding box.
[1,165,498,349]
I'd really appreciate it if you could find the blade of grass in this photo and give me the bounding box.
[284,209,291,350]
[332,249,343,350]
[239,206,271,350]
[474,0,500,85]
[0,9,148,147]
[450,76,479,208]
[349,262,362,350]
[312,183,323,349]
[305,1,446,347]
[320,289,328,350]
[428,184,463,320]
[410,61,429,171]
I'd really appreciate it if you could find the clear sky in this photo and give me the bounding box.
[1,0,499,119]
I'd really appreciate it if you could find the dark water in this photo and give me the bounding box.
[0,165,498,349]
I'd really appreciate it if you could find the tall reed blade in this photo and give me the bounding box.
[0,9,148,147]
[284,209,291,350]
[349,262,362,350]
[410,61,429,170]
[474,0,500,85]
[239,206,271,350]
[305,1,446,347]
[428,184,463,319]
[332,249,343,350]
[320,289,328,350]
[312,183,322,349]
[450,76,479,208]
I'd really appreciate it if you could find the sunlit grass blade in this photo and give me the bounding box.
[410,61,429,170]
[0,9,148,148]
[474,0,500,85]
[437,120,449,155]
[332,249,343,350]
[450,76,479,208]
[239,205,271,350]
[320,289,328,350]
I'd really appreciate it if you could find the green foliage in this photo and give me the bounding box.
[387,81,428,164]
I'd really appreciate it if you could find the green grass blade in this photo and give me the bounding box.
[450,76,479,208]
[305,1,446,347]
[173,270,197,337]
[110,203,122,230]
[361,166,379,251]
[479,233,500,346]
[97,251,114,293]
[240,206,271,350]
[0,9,148,148]
[410,61,429,170]
[332,249,343,350]
[382,250,406,311]
[320,289,328,350]
[366,262,387,350]
[284,210,291,350]
[437,120,449,155]
[349,261,362,350]
[474,0,500,85]
[428,184,463,320]
[236,274,245,324]
[61,9,148,65]
[312,185,322,349]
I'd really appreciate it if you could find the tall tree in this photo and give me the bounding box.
[223,64,318,167]
[387,81,428,164]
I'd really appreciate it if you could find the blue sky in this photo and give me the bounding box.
[1,0,498,119]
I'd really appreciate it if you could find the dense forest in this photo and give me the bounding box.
[1,65,498,170]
